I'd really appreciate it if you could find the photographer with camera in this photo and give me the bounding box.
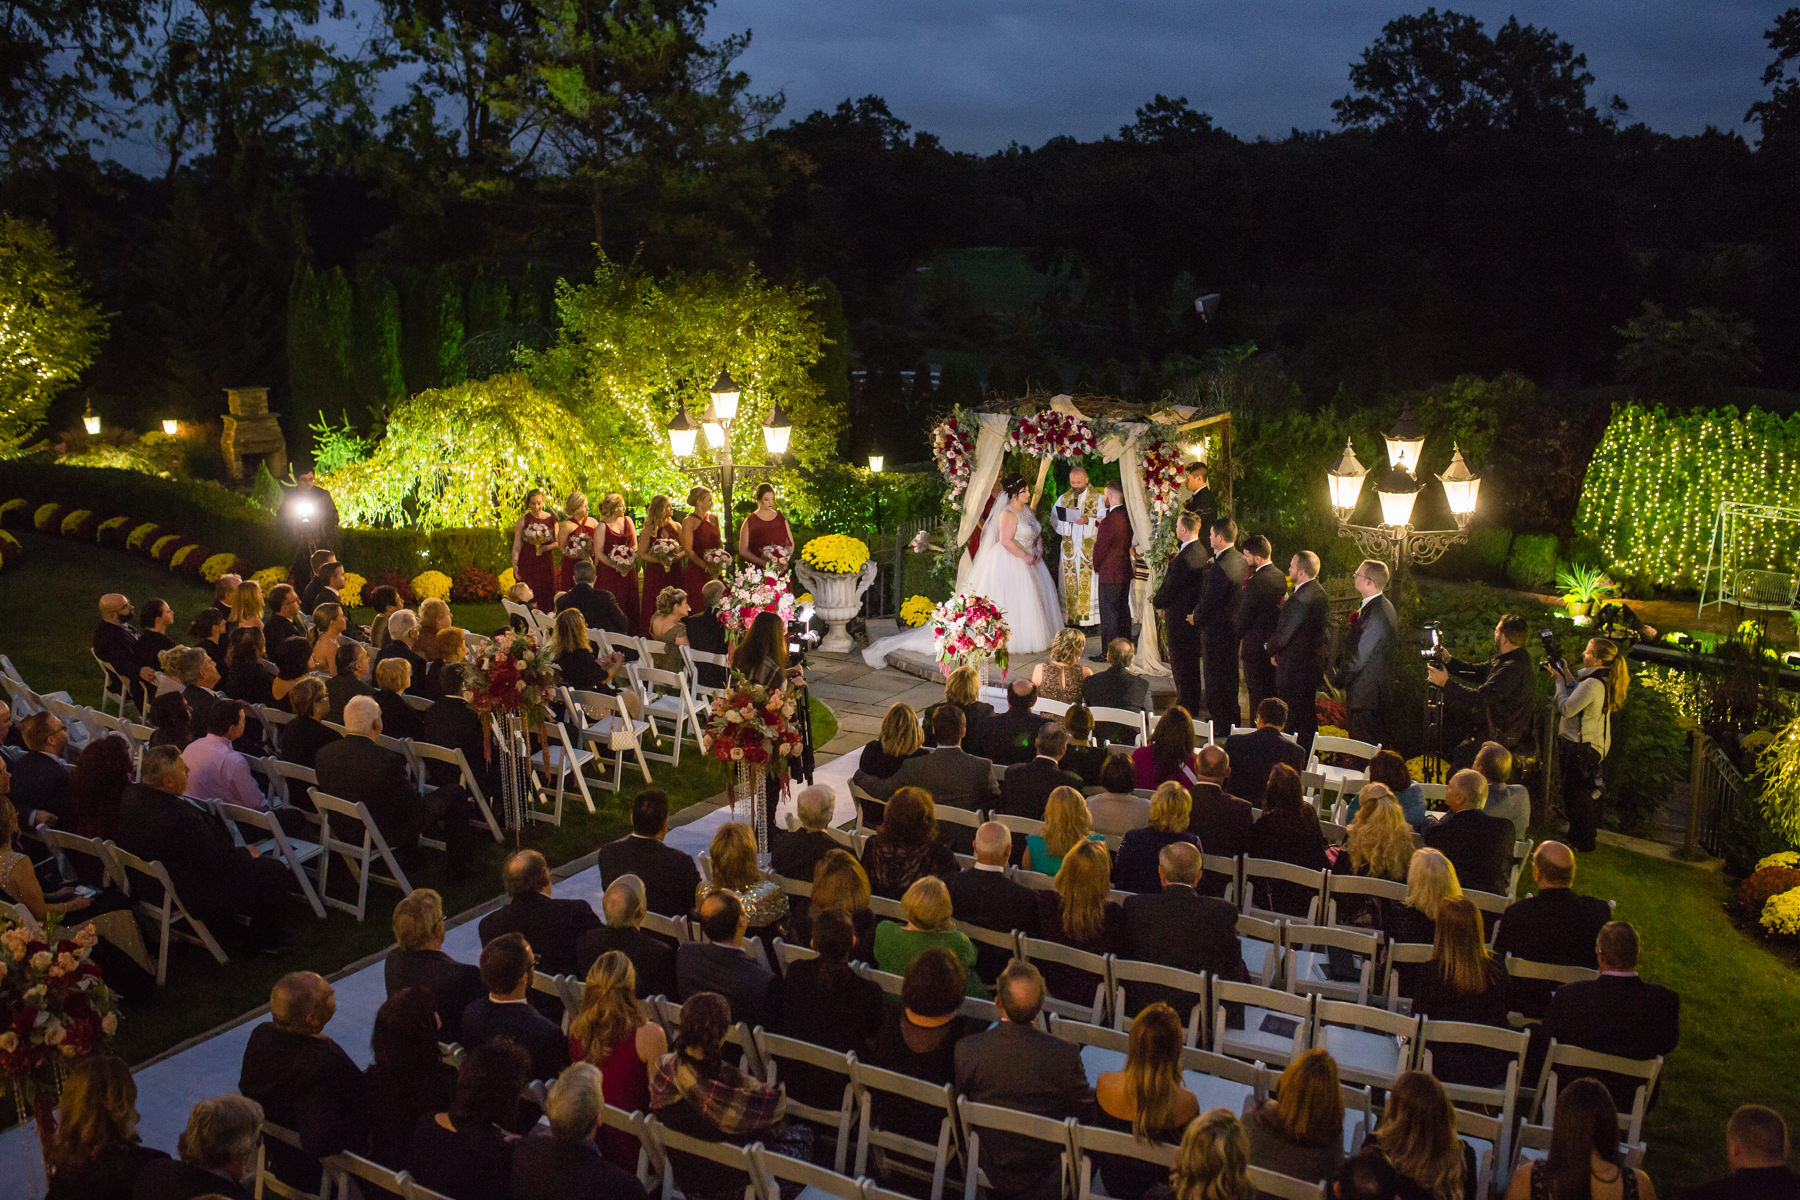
[1425,614,1538,766]
[1548,636,1627,852]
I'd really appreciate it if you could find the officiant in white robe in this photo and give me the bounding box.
[1051,465,1112,628]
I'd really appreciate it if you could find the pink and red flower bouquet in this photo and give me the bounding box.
[931,417,977,501]
[462,630,561,728]
[0,915,119,1103]
[719,565,796,634]
[1141,439,1186,516]
[1009,410,1097,460]
[703,680,804,780]
[931,591,1011,676]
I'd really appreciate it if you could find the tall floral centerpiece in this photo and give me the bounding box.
[930,592,1011,680]
[703,679,805,860]
[719,564,796,636]
[795,535,877,653]
[462,630,561,835]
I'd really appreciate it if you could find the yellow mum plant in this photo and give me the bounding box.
[340,572,366,609]
[1761,885,1800,937]
[499,567,517,593]
[0,499,22,523]
[170,544,204,571]
[900,594,936,628]
[126,522,159,551]
[411,570,453,602]
[59,509,91,536]
[1755,851,1800,873]
[149,534,181,560]
[251,565,289,593]
[201,552,239,583]
[97,515,128,541]
[801,534,871,574]
[33,503,60,531]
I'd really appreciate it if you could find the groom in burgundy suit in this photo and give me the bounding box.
[1090,483,1134,654]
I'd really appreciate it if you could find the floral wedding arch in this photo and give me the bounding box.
[927,393,1231,676]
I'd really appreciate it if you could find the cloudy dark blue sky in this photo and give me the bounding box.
[707,0,1778,148]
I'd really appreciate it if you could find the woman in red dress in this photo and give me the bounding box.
[557,491,599,595]
[510,489,558,612]
[594,493,639,623]
[736,482,795,568]
[679,485,724,601]
[636,494,682,634]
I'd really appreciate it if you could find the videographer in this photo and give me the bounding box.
[1548,636,1627,852]
[279,462,339,593]
[1425,614,1538,766]
[730,610,810,847]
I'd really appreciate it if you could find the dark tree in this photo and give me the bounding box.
[1118,95,1214,145]
[0,0,148,169]
[1747,8,1800,153]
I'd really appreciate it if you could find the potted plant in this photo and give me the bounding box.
[795,535,878,653]
[1555,563,1615,624]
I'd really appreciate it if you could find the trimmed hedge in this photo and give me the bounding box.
[1504,533,1559,590]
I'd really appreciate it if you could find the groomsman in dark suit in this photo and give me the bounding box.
[1234,534,1285,717]
[1333,559,1399,746]
[1268,551,1329,748]
[1152,512,1209,716]
[1090,483,1135,656]
[1192,517,1249,741]
[1181,461,1216,533]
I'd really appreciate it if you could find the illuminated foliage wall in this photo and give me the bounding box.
[1575,403,1800,591]
[0,214,108,456]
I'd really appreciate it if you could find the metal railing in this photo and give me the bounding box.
[860,516,943,619]
[1684,731,1747,859]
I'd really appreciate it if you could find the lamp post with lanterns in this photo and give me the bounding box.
[1326,408,1481,587]
[665,370,792,531]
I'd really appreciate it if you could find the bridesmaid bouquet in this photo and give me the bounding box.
[564,529,595,560]
[703,547,735,577]
[521,518,556,551]
[605,543,638,573]
[762,544,791,574]
[931,591,1011,676]
[645,537,683,567]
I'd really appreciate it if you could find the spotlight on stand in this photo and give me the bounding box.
[666,403,698,459]
[761,402,792,456]
[291,497,317,523]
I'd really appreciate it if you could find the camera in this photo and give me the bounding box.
[1419,621,1448,664]
[1538,627,1565,671]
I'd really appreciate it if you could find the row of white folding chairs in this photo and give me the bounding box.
[258,1120,456,1200]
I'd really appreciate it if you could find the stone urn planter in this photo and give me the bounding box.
[796,559,879,653]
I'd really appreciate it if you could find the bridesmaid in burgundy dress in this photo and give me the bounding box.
[510,489,558,612]
[594,493,639,625]
[736,483,795,569]
[557,491,599,595]
[636,494,683,635]
[679,485,724,602]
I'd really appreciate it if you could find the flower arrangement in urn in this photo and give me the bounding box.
[0,913,120,1158]
[719,564,795,634]
[703,679,805,777]
[931,591,1011,676]
[800,534,869,575]
[461,630,561,728]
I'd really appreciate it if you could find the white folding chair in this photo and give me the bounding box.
[1463,888,1510,945]
[642,1114,760,1200]
[408,739,505,842]
[216,801,327,919]
[1071,1120,1176,1200]
[1247,1164,1328,1199]
[1211,979,1312,1067]
[957,1098,1075,1200]
[328,1150,416,1199]
[1087,706,1149,747]
[1419,1020,1528,1173]
[255,1121,334,1200]
[850,1060,961,1200]
[40,827,121,890]
[305,788,413,921]
[1017,935,1109,1024]
[1452,1106,1503,1200]
[1502,954,1598,1025]
[528,710,600,824]
[103,840,230,985]
[991,812,1045,842]
[90,649,132,717]
[1305,735,1379,788]
[1383,942,1436,1012]
[1323,874,1407,928]
[40,696,97,752]
[1280,924,1381,1005]
[563,686,648,798]
[1236,912,1282,986]
[1108,959,1208,1044]
[1240,858,1328,924]
[1530,1042,1662,1144]
[752,1030,858,1174]
[680,644,732,701]
[1311,999,1419,1089]
[1507,838,1535,898]
[642,910,693,944]
[750,1145,863,1200]
[1034,697,1071,720]
[1179,1044,1265,1117]
[627,663,707,766]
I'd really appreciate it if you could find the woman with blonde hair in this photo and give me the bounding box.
[414,596,452,662]
[1024,785,1105,875]
[638,494,682,634]
[1115,781,1199,893]
[1363,1071,1472,1200]
[1553,636,1628,853]
[701,821,788,934]
[230,578,264,629]
[929,664,996,748]
[558,490,599,593]
[810,847,876,961]
[678,484,722,600]
[649,585,691,672]
[307,601,347,673]
[1245,1048,1345,1183]
[1031,626,1093,704]
[511,488,559,613]
[873,875,984,996]
[594,492,639,624]
[569,950,668,1169]
[1332,783,1415,928]
[1149,1109,1257,1200]
[1036,839,1124,1002]
[46,1054,167,1200]
[852,701,925,793]
[1094,1003,1201,1199]
[1391,847,1461,943]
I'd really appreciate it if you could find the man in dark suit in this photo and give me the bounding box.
[1222,698,1307,805]
[1428,613,1539,764]
[12,711,72,826]
[675,890,779,1026]
[556,559,633,636]
[997,723,1082,819]
[238,972,367,1185]
[461,932,571,1080]
[1422,769,1516,895]
[1193,517,1249,740]
[418,663,501,797]
[385,887,483,1042]
[982,680,1053,766]
[116,746,291,951]
[134,1095,260,1200]
[1492,841,1613,1016]
[1181,461,1216,532]
[768,785,841,883]
[865,705,999,813]
[325,640,374,723]
[1090,482,1135,655]
[513,1063,650,1200]
[1678,1105,1800,1200]
[1188,745,1253,861]
[954,961,1093,1200]
[1122,843,1251,1017]
[1235,534,1286,717]
[598,789,702,916]
[264,584,306,649]
[478,849,601,977]
[684,579,731,689]
[947,822,1040,978]
[94,592,155,711]
[1332,558,1398,746]
[299,559,346,614]
[574,875,678,996]
[1530,922,1679,1111]
[315,695,476,875]
[1153,511,1209,716]
[1084,638,1151,744]
[1267,550,1328,748]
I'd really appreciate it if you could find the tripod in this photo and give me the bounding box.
[1420,681,1448,782]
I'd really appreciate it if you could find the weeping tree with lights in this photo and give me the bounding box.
[0,214,109,457]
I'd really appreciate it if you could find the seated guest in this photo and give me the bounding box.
[461,932,571,1081]
[1247,764,1329,915]
[1390,847,1461,946]
[684,580,731,690]
[874,875,984,997]
[269,635,312,708]
[923,664,997,751]
[769,784,840,884]
[1092,1002,1201,1200]
[1036,840,1126,1004]
[188,607,228,673]
[1188,744,1253,867]
[70,733,132,842]
[325,640,374,723]
[1114,782,1199,895]
[1333,1151,1403,1200]
[998,722,1083,821]
[116,746,290,953]
[210,572,240,620]
[418,663,498,797]
[132,1094,263,1200]
[504,581,536,631]
[649,991,810,1163]
[478,849,600,977]
[373,656,425,741]
[146,691,192,751]
[859,787,957,899]
[1531,922,1679,1112]
[232,577,266,629]
[385,887,483,1043]
[512,1062,649,1200]
[866,704,998,817]
[92,593,152,712]
[556,558,633,636]
[1409,898,1511,1085]
[1222,698,1307,805]
[947,821,1040,978]
[647,587,691,673]
[1348,749,1428,829]
[775,907,885,1064]
[316,695,476,876]
[953,961,1092,1199]
[376,609,430,696]
[1474,740,1531,842]
[221,626,277,706]
[701,821,788,937]
[805,849,877,964]
[1122,842,1249,1018]
[415,596,453,661]
[1245,1050,1345,1184]
[1675,1103,1800,1200]
[299,560,342,613]
[550,607,633,700]
[264,584,304,649]
[1423,769,1515,895]
[1330,784,1415,930]
[676,890,780,1026]
[180,700,268,812]
[1084,637,1151,745]
[13,710,72,825]
[1031,627,1094,701]
[367,585,402,648]
[434,627,467,692]
[1493,841,1613,1017]
[1132,706,1200,790]
[1089,753,1150,836]
[44,1055,168,1200]
[159,644,223,745]
[278,676,339,769]
[568,950,668,1169]
[1023,785,1105,875]
[134,599,179,707]
[598,789,701,917]
[1359,1072,1475,1200]
[308,602,349,674]
[867,949,976,1139]
[238,972,368,1186]
[1060,705,1109,786]
[1503,1076,1653,1200]
[1148,1109,1256,1200]
[362,987,456,1170]
[985,679,1054,765]
[849,703,927,825]
[574,874,678,995]
[411,1039,530,1200]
